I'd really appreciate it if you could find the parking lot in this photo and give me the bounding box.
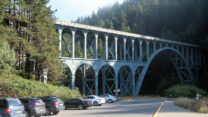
[52,100,163,117]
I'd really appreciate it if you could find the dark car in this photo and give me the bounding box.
[19,97,46,117]
[64,98,90,110]
[0,98,26,117]
[39,96,65,115]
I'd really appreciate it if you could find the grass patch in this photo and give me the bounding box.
[174,97,208,113]
[0,73,81,100]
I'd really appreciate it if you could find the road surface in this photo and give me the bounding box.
[52,100,163,117]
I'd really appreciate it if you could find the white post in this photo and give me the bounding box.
[123,38,126,61]
[95,33,98,59]
[139,40,143,63]
[105,35,109,60]
[84,32,87,59]
[72,30,76,59]
[132,39,135,61]
[146,41,150,60]
[58,28,63,57]
[115,36,118,60]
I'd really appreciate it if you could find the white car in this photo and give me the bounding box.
[83,95,105,106]
[100,94,117,103]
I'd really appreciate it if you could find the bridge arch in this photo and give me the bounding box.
[118,65,133,96]
[98,64,116,95]
[75,63,95,95]
[134,47,193,96]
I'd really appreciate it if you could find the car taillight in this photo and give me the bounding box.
[4,108,11,114]
[53,102,58,105]
[32,102,38,106]
[87,101,90,105]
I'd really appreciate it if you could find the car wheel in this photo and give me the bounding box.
[78,105,84,110]
[93,101,98,106]
[53,111,59,115]
[45,108,51,115]
[108,99,113,103]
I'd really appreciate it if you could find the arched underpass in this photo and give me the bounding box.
[140,52,180,96]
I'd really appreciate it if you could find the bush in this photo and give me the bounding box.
[164,85,207,98]
[174,97,195,109]
[194,98,208,113]
[175,97,208,113]
[0,73,81,100]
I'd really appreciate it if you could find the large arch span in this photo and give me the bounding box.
[134,47,193,96]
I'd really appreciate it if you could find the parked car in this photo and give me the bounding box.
[64,98,90,110]
[19,97,46,117]
[83,95,105,106]
[100,94,117,103]
[0,98,26,117]
[39,96,65,115]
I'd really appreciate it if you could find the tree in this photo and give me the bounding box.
[0,40,16,72]
[23,0,61,82]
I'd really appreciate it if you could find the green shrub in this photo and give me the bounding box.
[0,73,81,100]
[164,85,207,98]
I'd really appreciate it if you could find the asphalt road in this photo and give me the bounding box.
[51,100,163,117]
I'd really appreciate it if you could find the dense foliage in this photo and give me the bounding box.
[78,0,208,46]
[0,0,61,83]
[0,72,81,100]
[164,85,207,98]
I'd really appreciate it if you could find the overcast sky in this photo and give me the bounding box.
[48,0,124,22]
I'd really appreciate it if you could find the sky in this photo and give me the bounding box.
[48,0,124,22]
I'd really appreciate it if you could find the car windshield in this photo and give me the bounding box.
[51,98,62,102]
[34,99,43,104]
[8,99,22,106]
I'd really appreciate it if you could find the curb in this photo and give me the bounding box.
[153,101,166,117]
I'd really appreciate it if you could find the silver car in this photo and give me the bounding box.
[83,95,105,106]
[100,94,117,103]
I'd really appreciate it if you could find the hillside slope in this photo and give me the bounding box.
[0,73,81,100]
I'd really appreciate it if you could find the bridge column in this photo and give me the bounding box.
[191,48,194,65]
[94,33,98,59]
[132,70,135,96]
[186,47,189,62]
[95,72,98,95]
[182,46,184,57]
[105,35,109,60]
[139,40,143,63]
[132,39,135,61]
[84,32,88,59]
[115,36,118,60]
[146,41,150,60]
[72,29,76,59]
[194,49,197,65]
[115,71,118,96]
[123,38,127,61]
[71,73,75,90]
[58,28,63,57]
[153,41,156,52]
[159,43,162,48]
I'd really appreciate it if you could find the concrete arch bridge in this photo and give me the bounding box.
[55,20,202,96]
